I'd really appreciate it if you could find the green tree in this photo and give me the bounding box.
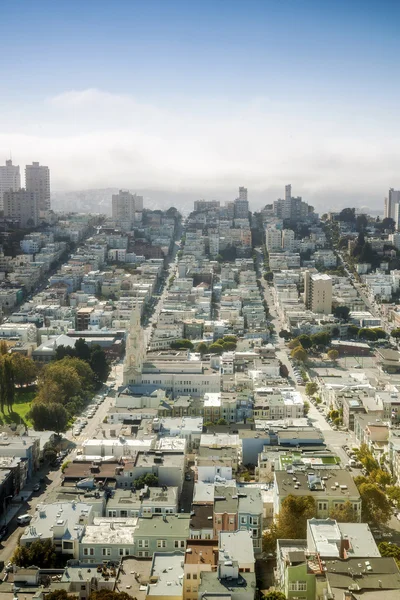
[378,542,400,567]
[196,342,208,357]
[298,334,312,349]
[305,382,318,397]
[391,329,400,339]
[89,591,133,600]
[327,349,339,361]
[291,346,308,363]
[347,324,360,337]
[38,361,83,403]
[10,354,37,387]
[277,495,316,539]
[217,418,227,425]
[89,345,110,383]
[223,335,237,343]
[29,402,69,433]
[358,482,391,525]
[333,306,350,321]
[329,500,357,523]
[209,343,224,355]
[12,539,57,568]
[288,338,301,350]
[310,331,331,348]
[373,328,387,340]
[279,330,292,341]
[75,337,92,361]
[3,356,15,412]
[262,592,287,600]
[134,473,158,489]
[45,591,78,600]
[303,401,310,416]
[338,208,356,223]
[222,341,237,351]
[170,339,194,350]
[387,486,400,508]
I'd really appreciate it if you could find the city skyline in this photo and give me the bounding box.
[1,0,400,210]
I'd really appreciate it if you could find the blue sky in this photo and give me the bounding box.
[1,0,399,209]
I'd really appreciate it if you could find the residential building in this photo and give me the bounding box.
[25,161,50,211]
[282,229,295,251]
[274,470,361,521]
[133,514,190,557]
[106,486,178,518]
[0,159,20,211]
[3,188,39,228]
[112,189,143,226]
[385,187,400,221]
[146,552,185,600]
[184,540,218,600]
[304,271,332,314]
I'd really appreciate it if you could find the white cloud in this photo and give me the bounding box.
[0,88,398,210]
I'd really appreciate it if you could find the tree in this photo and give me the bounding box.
[196,342,209,357]
[379,542,400,567]
[170,339,194,350]
[223,335,237,343]
[305,382,318,397]
[217,418,227,425]
[10,354,37,387]
[369,469,392,488]
[89,591,133,600]
[303,401,310,416]
[223,341,237,351]
[329,500,357,523]
[347,324,360,337]
[327,349,339,361]
[288,338,301,350]
[374,328,387,340]
[279,363,289,378]
[277,495,316,539]
[381,217,396,232]
[89,346,110,383]
[391,329,400,339]
[38,361,83,403]
[75,337,92,361]
[338,208,356,223]
[279,330,292,341]
[45,591,78,600]
[3,356,15,412]
[134,473,158,489]
[355,214,368,232]
[387,486,400,508]
[12,539,57,568]
[29,402,69,433]
[298,334,312,349]
[310,331,331,348]
[209,343,224,355]
[358,328,378,341]
[354,444,379,473]
[262,592,287,600]
[333,306,350,321]
[291,346,307,363]
[358,482,391,525]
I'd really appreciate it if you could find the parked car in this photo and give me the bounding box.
[33,483,41,492]
[0,525,8,540]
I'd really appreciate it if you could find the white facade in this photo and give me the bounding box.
[282,229,295,251]
[112,190,143,226]
[0,159,20,211]
[25,162,50,211]
[266,227,282,252]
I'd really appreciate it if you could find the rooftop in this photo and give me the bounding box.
[134,514,190,537]
[147,552,185,597]
[185,540,218,565]
[275,469,360,498]
[190,504,215,532]
[219,530,255,566]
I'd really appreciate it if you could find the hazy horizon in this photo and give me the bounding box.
[1,0,399,213]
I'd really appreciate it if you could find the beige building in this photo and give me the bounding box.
[3,189,39,228]
[0,159,20,211]
[183,540,217,600]
[25,162,50,212]
[112,189,143,226]
[304,271,332,314]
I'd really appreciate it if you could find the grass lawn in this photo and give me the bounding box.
[0,389,36,427]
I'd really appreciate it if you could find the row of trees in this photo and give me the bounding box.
[170,336,238,355]
[0,341,37,414]
[28,339,110,433]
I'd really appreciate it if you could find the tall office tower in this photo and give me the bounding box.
[384,197,389,219]
[238,186,248,201]
[304,271,332,315]
[285,184,292,202]
[0,160,21,211]
[112,189,143,226]
[3,189,39,228]
[234,187,249,218]
[25,162,50,212]
[385,188,400,221]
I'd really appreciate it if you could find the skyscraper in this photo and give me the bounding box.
[234,186,249,218]
[3,189,39,228]
[304,271,332,315]
[385,188,400,221]
[0,159,21,211]
[112,189,143,226]
[25,162,50,212]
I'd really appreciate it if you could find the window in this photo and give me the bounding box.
[138,539,149,548]
[240,516,247,524]
[63,541,73,550]
[102,548,111,556]
[186,574,191,580]
[318,502,327,511]
[157,540,167,548]
[252,529,258,538]
[174,540,185,548]
[289,582,307,592]
[138,551,149,558]
[83,548,94,556]
[204,534,211,540]
[120,510,128,518]
[81,585,86,591]
[250,517,259,525]
[119,548,129,556]
[108,510,117,518]
[155,507,162,513]
[193,574,197,580]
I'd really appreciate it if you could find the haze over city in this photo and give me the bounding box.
[0,0,399,211]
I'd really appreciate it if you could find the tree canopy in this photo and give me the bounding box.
[291,346,307,362]
[333,305,350,321]
[12,539,57,568]
[263,495,316,554]
[329,501,357,523]
[305,382,318,397]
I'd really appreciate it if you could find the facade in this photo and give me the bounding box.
[304,271,332,315]
[25,161,50,211]
[133,514,190,557]
[3,188,39,228]
[0,159,20,211]
[112,189,143,226]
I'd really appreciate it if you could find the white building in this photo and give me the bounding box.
[266,227,282,252]
[304,271,332,314]
[112,189,143,227]
[282,229,295,251]
[0,159,20,211]
[25,162,50,212]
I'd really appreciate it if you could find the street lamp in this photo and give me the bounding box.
[2,494,13,526]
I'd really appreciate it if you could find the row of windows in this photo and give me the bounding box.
[138,539,185,548]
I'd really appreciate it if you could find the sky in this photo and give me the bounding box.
[1,0,400,211]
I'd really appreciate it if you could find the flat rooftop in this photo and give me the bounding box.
[147,553,185,597]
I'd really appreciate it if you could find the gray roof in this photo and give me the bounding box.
[147,553,185,597]
[198,571,256,597]
[134,514,190,537]
[275,469,360,499]
[237,488,263,515]
[325,557,400,591]
[219,531,255,566]
[214,486,239,514]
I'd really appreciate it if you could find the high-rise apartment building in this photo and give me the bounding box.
[112,190,143,226]
[234,186,249,218]
[194,199,220,212]
[3,189,39,228]
[282,228,295,251]
[0,160,21,211]
[304,271,332,315]
[384,188,400,221]
[25,162,50,212]
[265,227,282,252]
